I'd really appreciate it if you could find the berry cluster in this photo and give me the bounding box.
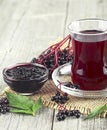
[56,110,81,121]
[63,82,80,89]
[58,49,73,65]
[6,66,46,80]
[51,91,69,104]
[31,35,73,78]
[32,49,73,78]
[51,90,81,121]
[0,97,9,114]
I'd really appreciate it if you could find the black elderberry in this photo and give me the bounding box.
[70,110,75,116]
[74,110,80,114]
[0,97,10,114]
[57,116,63,121]
[60,114,66,120]
[56,91,60,96]
[73,110,81,118]
[0,104,3,108]
[51,96,55,101]
[56,110,67,121]
[68,55,73,62]
[50,54,54,59]
[63,82,80,89]
[75,112,81,118]
[56,109,81,121]
[51,91,69,104]
[74,84,80,89]
[1,109,7,114]
[63,82,73,87]
[6,107,10,112]
[31,58,38,63]
[58,99,65,104]
[55,99,59,104]
[32,45,73,78]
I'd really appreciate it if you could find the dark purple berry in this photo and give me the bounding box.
[74,110,80,114]
[57,116,63,121]
[55,99,59,103]
[64,82,80,89]
[0,97,10,114]
[61,114,66,120]
[56,112,61,117]
[74,84,80,89]
[3,98,9,104]
[31,58,38,63]
[56,110,66,121]
[51,91,69,104]
[70,110,75,116]
[75,113,81,118]
[56,109,81,121]
[0,104,3,108]
[56,91,60,96]
[67,111,71,117]
[51,96,55,101]
[1,109,7,114]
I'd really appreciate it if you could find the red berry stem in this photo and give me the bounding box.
[37,34,71,63]
[32,34,73,78]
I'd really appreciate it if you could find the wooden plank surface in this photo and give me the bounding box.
[0,0,107,130]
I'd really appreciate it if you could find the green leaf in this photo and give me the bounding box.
[5,91,34,110]
[5,91,43,115]
[32,97,42,116]
[10,108,33,115]
[84,104,107,120]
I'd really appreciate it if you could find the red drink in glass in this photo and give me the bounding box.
[69,19,107,90]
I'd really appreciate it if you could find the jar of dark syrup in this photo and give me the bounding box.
[68,19,107,90]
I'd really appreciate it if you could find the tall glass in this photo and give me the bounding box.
[68,19,107,90]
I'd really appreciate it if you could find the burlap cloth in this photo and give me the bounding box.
[5,80,107,117]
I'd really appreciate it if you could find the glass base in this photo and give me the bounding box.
[4,87,38,96]
[52,63,107,98]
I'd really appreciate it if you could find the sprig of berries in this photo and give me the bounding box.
[56,109,81,121]
[51,91,69,104]
[0,97,10,114]
[63,82,80,89]
[31,35,73,78]
[51,91,81,121]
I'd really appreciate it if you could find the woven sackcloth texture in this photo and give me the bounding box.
[33,80,107,117]
[5,80,107,117]
[34,80,107,117]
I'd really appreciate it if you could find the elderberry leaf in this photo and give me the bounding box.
[5,91,42,115]
[32,97,42,116]
[84,104,107,120]
[10,108,33,115]
[5,91,33,110]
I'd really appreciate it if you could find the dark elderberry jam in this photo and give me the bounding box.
[3,63,48,93]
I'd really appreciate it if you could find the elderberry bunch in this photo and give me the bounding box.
[0,97,10,114]
[31,49,73,78]
[56,110,81,121]
[51,91,69,104]
[63,82,80,89]
[31,35,73,78]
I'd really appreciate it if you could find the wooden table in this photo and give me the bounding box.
[0,0,107,129]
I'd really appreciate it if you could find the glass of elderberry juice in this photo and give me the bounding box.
[68,19,107,90]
